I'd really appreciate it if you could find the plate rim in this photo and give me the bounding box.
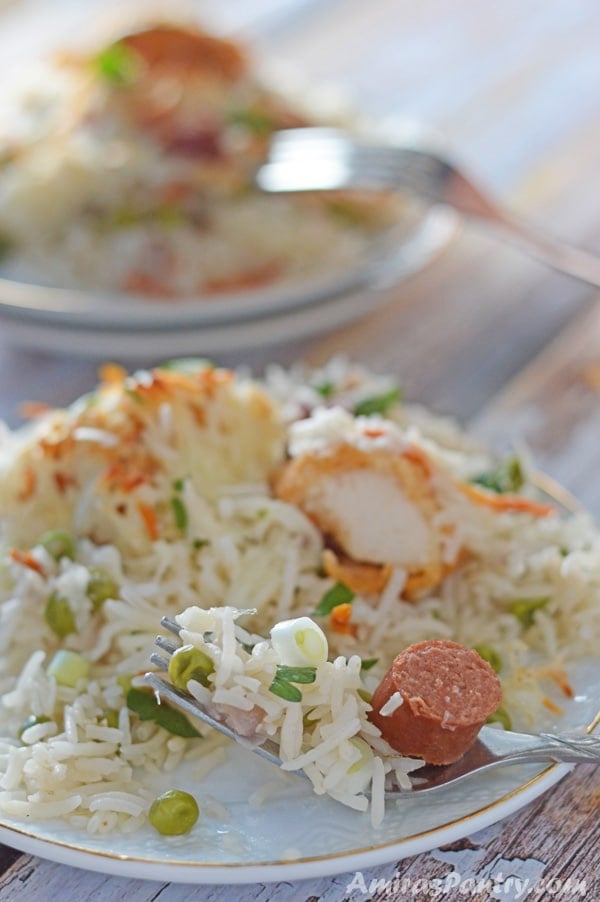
[0,763,571,884]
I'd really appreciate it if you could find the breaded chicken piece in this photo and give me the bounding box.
[274,407,464,598]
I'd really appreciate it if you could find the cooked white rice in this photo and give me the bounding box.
[0,357,597,835]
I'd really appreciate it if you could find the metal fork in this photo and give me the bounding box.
[255,127,600,288]
[145,617,600,796]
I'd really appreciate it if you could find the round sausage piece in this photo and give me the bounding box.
[368,640,503,765]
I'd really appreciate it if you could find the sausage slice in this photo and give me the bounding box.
[368,640,503,765]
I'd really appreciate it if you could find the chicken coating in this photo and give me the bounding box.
[274,409,463,598]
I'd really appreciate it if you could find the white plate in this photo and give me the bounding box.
[0,660,596,884]
[0,208,459,359]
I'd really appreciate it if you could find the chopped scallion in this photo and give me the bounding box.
[311,582,355,617]
[353,387,402,417]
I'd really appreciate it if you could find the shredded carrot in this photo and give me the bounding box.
[9,549,45,575]
[461,482,555,517]
[329,602,357,636]
[543,668,574,699]
[137,501,159,541]
[17,467,37,502]
[542,696,565,716]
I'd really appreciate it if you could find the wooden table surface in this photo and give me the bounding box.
[0,0,598,897]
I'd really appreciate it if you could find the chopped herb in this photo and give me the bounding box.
[472,456,524,494]
[171,496,188,532]
[487,706,511,730]
[126,687,200,738]
[473,645,502,673]
[275,665,317,684]
[269,676,302,702]
[256,508,268,520]
[268,665,317,702]
[357,688,372,704]
[228,108,274,136]
[507,596,550,628]
[193,538,209,550]
[95,42,142,86]
[311,582,355,617]
[314,381,335,398]
[172,478,185,492]
[241,642,255,654]
[353,387,402,417]
[360,658,379,671]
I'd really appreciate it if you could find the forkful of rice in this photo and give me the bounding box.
[146,606,599,813]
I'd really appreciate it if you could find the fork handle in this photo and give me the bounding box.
[532,732,600,764]
[473,207,600,288]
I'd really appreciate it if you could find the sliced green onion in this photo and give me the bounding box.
[168,645,214,691]
[39,531,75,561]
[507,597,550,628]
[473,645,502,673]
[353,387,402,417]
[269,676,302,703]
[171,496,188,532]
[47,650,89,687]
[44,592,76,638]
[148,789,199,836]
[172,478,185,492]
[471,456,524,494]
[193,538,209,550]
[360,658,379,671]
[357,688,372,704]
[274,665,317,684]
[311,582,355,617]
[86,567,119,608]
[126,688,200,738]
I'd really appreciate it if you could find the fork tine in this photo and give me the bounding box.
[150,651,170,672]
[160,616,182,636]
[154,635,179,655]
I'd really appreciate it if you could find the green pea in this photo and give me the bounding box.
[507,597,550,628]
[87,568,119,608]
[39,531,75,561]
[487,706,512,731]
[474,644,502,673]
[44,592,76,638]
[18,715,51,741]
[148,789,199,836]
[168,645,214,691]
